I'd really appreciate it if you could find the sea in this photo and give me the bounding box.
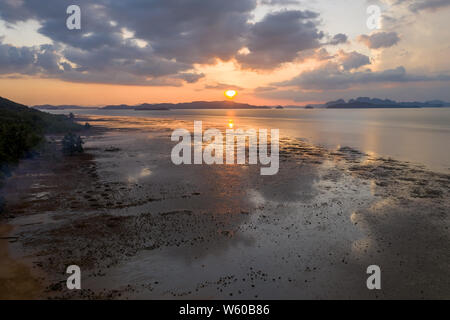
[48,107,450,173]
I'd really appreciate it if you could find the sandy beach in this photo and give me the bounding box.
[0,115,449,300]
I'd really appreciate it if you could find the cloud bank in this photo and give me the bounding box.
[0,0,344,86]
[358,31,400,49]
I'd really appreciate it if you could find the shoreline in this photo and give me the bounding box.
[0,116,449,299]
[0,125,104,299]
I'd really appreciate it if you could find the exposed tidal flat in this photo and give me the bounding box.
[0,114,449,299]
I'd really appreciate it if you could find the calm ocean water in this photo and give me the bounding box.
[49,108,450,173]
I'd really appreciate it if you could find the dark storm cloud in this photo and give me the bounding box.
[0,1,367,87]
[338,51,371,71]
[0,1,334,84]
[274,63,450,90]
[58,43,198,85]
[237,10,324,69]
[0,1,122,50]
[0,39,195,86]
[177,72,205,83]
[0,0,258,85]
[34,44,61,73]
[0,42,62,75]
[61,44,188,76]
[101,0,258,64]
[297,48,335,62]
[358,31,400,49]
[0,42,36,74]
[326,33,348,45]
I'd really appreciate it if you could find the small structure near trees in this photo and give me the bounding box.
[62,132,84,155]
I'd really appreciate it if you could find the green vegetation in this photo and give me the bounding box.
[0,96,84,194]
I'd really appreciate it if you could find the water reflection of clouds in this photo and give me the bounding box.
[127,167,152,184]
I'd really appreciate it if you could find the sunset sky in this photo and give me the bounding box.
[0,0,450,106]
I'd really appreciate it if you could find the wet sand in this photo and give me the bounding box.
[0,224,42,299]
[0,116,449,299]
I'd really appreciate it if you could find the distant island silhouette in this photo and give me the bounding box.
[32,97,450,110]
[312,97,450,109]
[34,100,271,110]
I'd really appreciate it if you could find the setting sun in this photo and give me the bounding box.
[225,90,237,99]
